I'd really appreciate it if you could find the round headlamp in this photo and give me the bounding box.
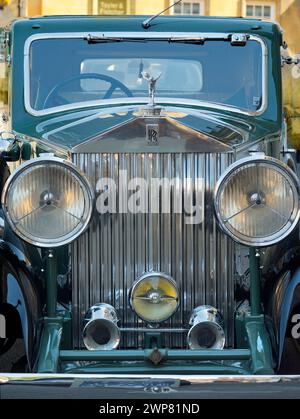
[215,156,300,247]
[130,272,179,323]
[1,157,94,247]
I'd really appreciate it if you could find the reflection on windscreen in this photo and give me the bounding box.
[29,38,263,113]
[80,59,203,92]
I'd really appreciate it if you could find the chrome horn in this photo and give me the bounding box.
[83,303,120,351]
[187,305,225,350]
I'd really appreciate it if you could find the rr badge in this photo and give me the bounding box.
[146,124,159,145]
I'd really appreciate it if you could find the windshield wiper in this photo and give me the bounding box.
[84,34,146,44]
[168,37,205,45]
[84,34,249,46]
[84,35,205,45]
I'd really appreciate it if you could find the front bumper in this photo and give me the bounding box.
[1,374,300,399]
[36,315,274,375]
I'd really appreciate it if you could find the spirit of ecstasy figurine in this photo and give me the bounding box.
[142,71,162,107]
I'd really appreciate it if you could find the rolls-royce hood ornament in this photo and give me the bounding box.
[140,71,163,117]
[142,71,162,107]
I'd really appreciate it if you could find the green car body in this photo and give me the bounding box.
[0,15,299,379]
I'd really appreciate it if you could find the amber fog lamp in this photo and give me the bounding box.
[1,157,94,248]
[130,272,179,323]
[214,155,300,247]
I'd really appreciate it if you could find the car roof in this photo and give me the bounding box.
[12,15,282,38]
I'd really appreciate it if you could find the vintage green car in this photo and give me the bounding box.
[0,14,300,381]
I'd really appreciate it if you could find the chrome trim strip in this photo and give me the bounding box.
[23,32,268,117]
[119,328,189,333]
[2,373,300,383]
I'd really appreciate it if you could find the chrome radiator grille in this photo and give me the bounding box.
[71,152,235,348]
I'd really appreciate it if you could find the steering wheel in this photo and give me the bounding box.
[43,73,133,109]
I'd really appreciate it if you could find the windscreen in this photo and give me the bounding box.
[28,37,263,113]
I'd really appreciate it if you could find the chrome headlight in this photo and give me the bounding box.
[1,157,94,247]
[130,272,179,323]
[214,156,300,247]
